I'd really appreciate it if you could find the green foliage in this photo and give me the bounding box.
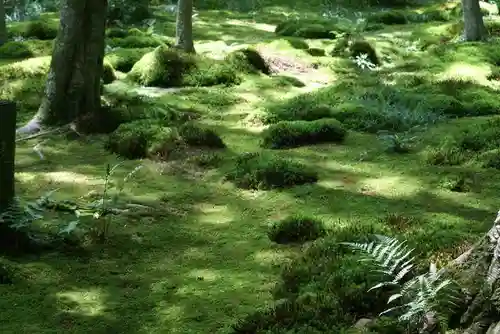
[102,61,117,84]
[264,101,335,124]
[366,10,408,25]
[272,75,306,88]
[283,37,309,50]
[267,215,326,244]
[178,122,226,148]
[439,174,473,192]
[378,131,415,153]
[127,46,241,88]
[306,47,325,57]
[22,19,58,40]
[105,47,153,72]
[344,236,460,329]
[349,40,379,65]
[275,19,337,39]
[224,48,270,75]
[225,152,318,190]
[107,35,167,49]
[106,27,129,38]
[107,0,150,24]
[261,119,347,149]
[0,39,53,58]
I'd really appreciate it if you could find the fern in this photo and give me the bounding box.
[343,235,460,329]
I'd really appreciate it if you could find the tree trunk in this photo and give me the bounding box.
[0,0,7,45]
[174,0,195,53]
[446,211,500,333]
[16,0,107,135]
[0,100,16,212]
[462,0,487,41]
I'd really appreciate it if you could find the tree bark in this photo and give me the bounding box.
[16,0,108,135]
[461,0,487,41]
[0,101,16,212]
[447,210,500,333]
[0,0,7,46]
[174,0,195,53]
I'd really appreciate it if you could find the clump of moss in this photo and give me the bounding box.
[102,61,117,84]
[225,152,318,190]
[0,41,34,59]
[22,19,58,40]
[439,174,473,192]
[306,47,325,56]
[104,47,154,72]
[262,119,347,149]
[349,40,379,65]
[178,122,225,148]
[127,45,241,88]
[268,215,327,244]
[366,10,408,25]
[264,101,335,124]
[225,48,270,75]
[275,19,337,39]
[106,27,128,38]
[272,75,306,88]
[283,37,309,50]
[107,35,168,49]
[0,56,50,81]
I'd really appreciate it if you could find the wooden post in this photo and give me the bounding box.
[0,100,16,213]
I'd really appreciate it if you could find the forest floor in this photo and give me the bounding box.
[1,2,500,333]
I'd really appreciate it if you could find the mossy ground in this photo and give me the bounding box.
[1,1,500,333]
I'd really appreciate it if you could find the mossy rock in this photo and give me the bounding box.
[107,35,168,49]
[268,215,327,244]
[225,48,270,75]
[366,10,408,25]
[225,152,318,190]
[261,119,347,149]
[178,122,225,148]
[275,19,337,39]
[127,45,241,88]
[102,61,117,84]
[306,47,326,57]
[349,40,380,65]
[104,47,154,72]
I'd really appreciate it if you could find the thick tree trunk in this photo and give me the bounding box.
[0,0,7,45]
[462,0,487,41]
[16,0,107,135]
[174,0,195,53]
[447,211,500,333]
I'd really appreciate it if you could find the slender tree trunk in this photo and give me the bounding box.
[462,0,487,41]
[16,0,107,135]
[0,0,7,45]
[174,0,195,53]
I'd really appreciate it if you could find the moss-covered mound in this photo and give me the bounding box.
[225,152,318,190]
[230,229,399,333]
[264,76,500,133]
[102,61,117,84]
[127,45,241,88]
[0,40,53,59]
[106,35,170,49]
[267,215,327,244]
[275,19,338,39]
[261,119,347,149]
[349,40,380,65]
[306,47,325,56]
[105,120,225,159]
[0,56,50,81]
[225,48,270,75]
[8,19,59,40]
[104,47,154,72]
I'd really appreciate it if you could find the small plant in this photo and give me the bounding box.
[353,53,376,70]
[60,162,143,241]
[378,131,416,153]
[267,215,326,244]
[343,235,460,331]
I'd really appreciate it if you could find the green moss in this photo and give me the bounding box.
[264,100,335,124]
[0,41,34,59]
[224,48,270,75]
[107,35,169,49]
[261,119,347,149]
[283,37,309,50]
[306,47,325,56]
[127,46,241,88]
[275,19,337,39]
[13,19,59,40]
[272,75,305,88]
[104,47,154,72]
[102,61,117,84]
[267,215,326,244]
[350,40,379,65]
[178,122,226,148]
[0,56,50,81]
[106,27,128,38]
[225,152,318,190]
[366,10,408,25]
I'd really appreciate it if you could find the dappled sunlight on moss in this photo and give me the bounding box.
[56,289,106,317]
[436,61,491,82]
